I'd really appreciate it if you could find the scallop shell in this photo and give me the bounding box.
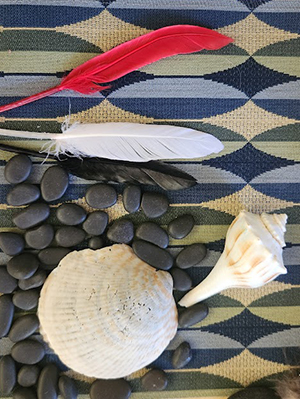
[38,244,178,379]
[179,210,288,307]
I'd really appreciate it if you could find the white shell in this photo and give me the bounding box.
[179,211,288,307]
[38,244,178,379]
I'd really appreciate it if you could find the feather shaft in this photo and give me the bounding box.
[0,25,233,113]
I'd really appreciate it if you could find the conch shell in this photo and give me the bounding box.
[179,211,287,308]
[38,244,178,379]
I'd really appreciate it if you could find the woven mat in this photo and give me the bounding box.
[0,1,300,398]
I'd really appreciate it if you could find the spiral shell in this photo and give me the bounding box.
[179,211,288,307]
[38,244,178,379]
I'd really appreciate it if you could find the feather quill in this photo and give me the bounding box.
[0,123,224,162]
[0,25,233,113]
[0,143,196,190]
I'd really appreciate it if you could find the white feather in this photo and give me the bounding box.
[0,122,224,162]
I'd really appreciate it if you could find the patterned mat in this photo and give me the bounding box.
[0,1,300,398]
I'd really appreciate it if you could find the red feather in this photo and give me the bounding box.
[0,25,233,113]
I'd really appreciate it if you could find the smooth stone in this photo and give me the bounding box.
[13,289,40,311]
[13,203,50,230]
[178,302,209,328]
[11,339,45,365]
[141,369,168,391]
[123,185,141,213]
[13,387,37,399]
[141,192,169,218]
[82,211,108,235]
[4,155,32,184]
[58,376,78,399]
[55,227,86,247]
[56,204,86,226]
[88,237,104,250]
[19,269,47,290]
[107,219,134,244]
[0,355,16,394]
[0,295,14,338]
[0,266,18,293]
[25,224,54,250]
[90,378,131,399]
[18,365,40,387]
[172,342,192,369]
[9,314,40,343]
[169,268,192,291]
[41,166,69,202]
[38,247,70,269]
[135,222,169,249]
[168,214,195,239]
[175,243,207,269]
[37,364,59,399]
[228,387,279,399]
[7,184,40,206]
[0,232,25,256]
[7,253,39,280]
[132,240,173,270]
[85,184,117,209]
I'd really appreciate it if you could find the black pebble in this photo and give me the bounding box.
[13,203,50,230]
[7,253,39,280]
[11,339,45,365]
[19,269,47,290]
[55,227,86,247]
[132,240,173,270]
[82,211,108,235]
[13,387,37,399]
[135,222,169,249]
[228,387,279,399]
[141,369,168,391]
[0,266,18,293]
[172,342,192,369]
[56,204,86,226]
[9,314,40,343]
[175,243,207,269]
[141,192,169,218]
[169,268,192,291]
[41,166,69,202]
[107,219,134,244]
[0,232,25,256]
[13,289,40,311]
[4,154,32,184]
[178,302,209,328]
[37,363,59,399]
[88,237,104,250]
[7,184,40,206]
[25,224,54,250]
[90,378,131,399]
[85,184,117,209]
[123,185,141,213]
[18,365,40,387]
[0,355,16,394]
[0,295,14,338]
[168,214,195,239]
[58,376,78,399]
[38,247,70,269]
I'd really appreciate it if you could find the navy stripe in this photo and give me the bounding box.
[251,183,300,202]
[253,99,300,119]
[255,12,300,34]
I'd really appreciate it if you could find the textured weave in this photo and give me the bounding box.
[0,1,300,398]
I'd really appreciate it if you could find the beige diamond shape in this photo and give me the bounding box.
[223,281,294,307]
[200,184,295,216]
[57,99,154,124]
[57,9,151,52]
[218,14,299,55]
[202,100,298,140]
[201,349,289,386]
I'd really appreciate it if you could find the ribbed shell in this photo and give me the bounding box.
[38,244,178,379]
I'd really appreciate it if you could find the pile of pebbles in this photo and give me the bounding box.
[0,154,209,399]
